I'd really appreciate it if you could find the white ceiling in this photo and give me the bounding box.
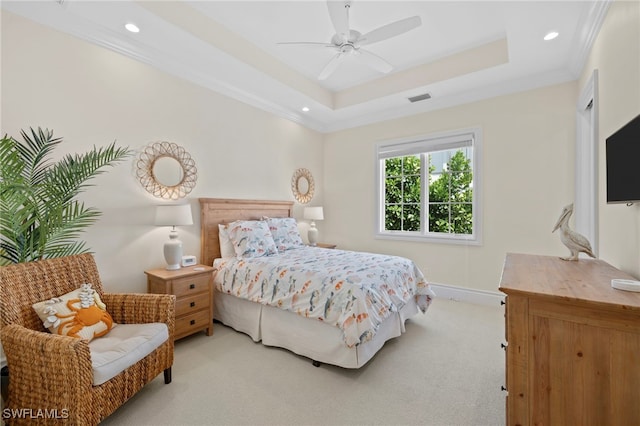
[2,0,610,133]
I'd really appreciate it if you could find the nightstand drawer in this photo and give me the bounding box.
[175,310,211,338]
[176,293,210,316]
[173,274,210,297]
[145,264,214,340]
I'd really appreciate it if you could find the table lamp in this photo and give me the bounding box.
[155,204,193,270]
[304,206,324,246]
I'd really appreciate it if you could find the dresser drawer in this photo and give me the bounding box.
[173,274,210,297]
[175,310,211,338]
[176,293,210,316]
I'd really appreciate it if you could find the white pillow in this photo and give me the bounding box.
[218,224,236,258]
[265,217,304,251]
[226,220,278,258]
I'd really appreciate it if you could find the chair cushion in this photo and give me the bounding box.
[32,283,115,342]
[88,323,169,385]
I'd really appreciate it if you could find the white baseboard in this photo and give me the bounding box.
[429,283,505,307]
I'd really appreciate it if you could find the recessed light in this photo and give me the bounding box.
[302,107,310,112]
[125,23,140,33]
[544,31,559,41]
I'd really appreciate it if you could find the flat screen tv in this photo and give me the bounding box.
[606,114,640,204]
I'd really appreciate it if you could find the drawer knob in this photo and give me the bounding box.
[500,300,506,306]
[190,319,196,325]
[501,343,507,350]
[189,283,195,289]
[190,302,196,307]
[501,386,507,392]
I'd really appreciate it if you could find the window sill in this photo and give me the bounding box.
[375,232,482,246]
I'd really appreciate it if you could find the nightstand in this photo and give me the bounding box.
[145,265,214,340]
[316,243,337,249]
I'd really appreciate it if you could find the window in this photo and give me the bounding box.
[375,128,482,244]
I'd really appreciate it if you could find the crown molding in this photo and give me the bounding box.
[3,1,607,135]
[568,0,611,78]
[323,69,576,133]
[78,27,329,133]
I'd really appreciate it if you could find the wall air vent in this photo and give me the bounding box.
[408,93,432,103]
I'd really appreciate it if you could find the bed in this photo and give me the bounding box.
[199,198,434,368]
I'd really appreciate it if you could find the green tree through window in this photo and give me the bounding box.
[384,156,421,231]
[428,150,473,234]
[384,150,473,235]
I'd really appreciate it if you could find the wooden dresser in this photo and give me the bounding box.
[145,265,214,340]
[499,253,640,426]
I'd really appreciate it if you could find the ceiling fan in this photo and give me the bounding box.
[278,0,422,80]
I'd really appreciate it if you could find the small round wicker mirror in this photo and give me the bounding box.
[152,156,183,187]
[136,141,197,200]
[291,168,315,204]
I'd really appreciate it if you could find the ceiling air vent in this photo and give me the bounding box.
[408,93,432,103]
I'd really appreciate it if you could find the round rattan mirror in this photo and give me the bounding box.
[291,168,315,204]
[136,141,197,200]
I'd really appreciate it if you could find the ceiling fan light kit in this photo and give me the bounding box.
[278,0,422,80]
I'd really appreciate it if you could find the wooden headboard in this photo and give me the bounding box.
[199,198,294,267]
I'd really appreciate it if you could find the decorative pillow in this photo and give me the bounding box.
[218,224,236,258]
[265,217,304,251]
[226,220,278,258]
[32,283,115,342]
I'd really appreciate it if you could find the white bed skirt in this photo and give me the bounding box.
[213,290,419,368]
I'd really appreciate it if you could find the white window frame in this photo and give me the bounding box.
[375,127,483,245]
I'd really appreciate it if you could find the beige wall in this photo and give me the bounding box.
[1,11,324,293]
[2,0,639,296]
[323,83,577,292]
[323,0,640,292]
[579,0,640,276]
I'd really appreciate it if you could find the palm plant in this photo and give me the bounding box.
[0,127,130,265]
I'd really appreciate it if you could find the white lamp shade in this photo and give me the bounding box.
[304,206,324,221]
[155,204,193,227]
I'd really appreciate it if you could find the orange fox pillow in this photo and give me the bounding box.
[32,283,115,342]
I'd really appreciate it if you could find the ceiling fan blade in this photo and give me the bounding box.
[318,53,345,80]
[356,49,393,74]
[277,42,336,49]
[358,16,422,46]
[327,0,351,43]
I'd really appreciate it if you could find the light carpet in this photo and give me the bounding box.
[101,298,505,426]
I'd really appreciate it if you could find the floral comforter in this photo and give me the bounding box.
[212,247,434,348]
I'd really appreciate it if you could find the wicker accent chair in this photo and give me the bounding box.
[0,254,175,425]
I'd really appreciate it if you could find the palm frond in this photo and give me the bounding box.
[38,202,101,259]
[17,128,62,186]
[0,135,24,183]
[45,141,130,201]
[0,185,39,264]
[0,127,131,264]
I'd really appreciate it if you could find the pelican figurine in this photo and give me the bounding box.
[552,203,596,261]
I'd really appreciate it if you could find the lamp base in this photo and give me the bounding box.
[308,222,318,246]
[164,230,183,270]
